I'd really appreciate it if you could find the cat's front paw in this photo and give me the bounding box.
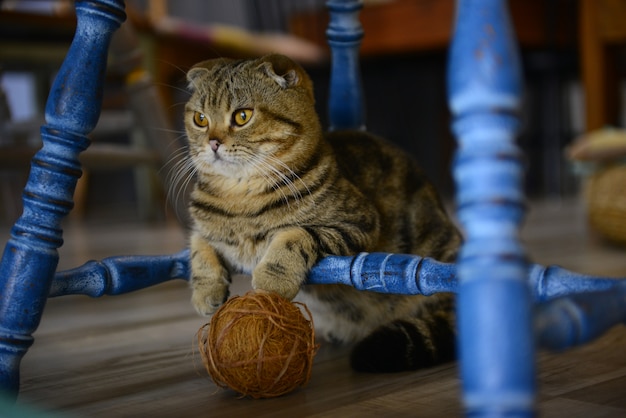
[191,283,230,316]
[189,235,231,316]
[252,262,302,301]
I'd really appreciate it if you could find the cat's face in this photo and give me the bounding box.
[184,54,320,180]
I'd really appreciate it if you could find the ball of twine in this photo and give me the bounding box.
[197,291,318,398]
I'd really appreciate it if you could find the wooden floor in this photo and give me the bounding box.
[2,198,626,417]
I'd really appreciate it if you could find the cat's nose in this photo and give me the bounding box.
[209,139,221,152]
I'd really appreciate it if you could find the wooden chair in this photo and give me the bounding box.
[1,0,625,416]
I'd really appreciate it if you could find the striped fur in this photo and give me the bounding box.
[184,54,462,372]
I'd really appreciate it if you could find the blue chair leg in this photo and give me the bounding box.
[326,0,366,131]
[448,0,536,415]
[0,0,126,396]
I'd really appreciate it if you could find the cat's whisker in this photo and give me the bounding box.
[164,169,195,222]
[159,146,189,176]
[170,155,195,189]
[164,160,189,203]
[167,101,191,114]
[161,146,196,219]
[143,129,188,154]
[263,154,313,200]
[244,151,298,206]
[162,134,189,154]
[178,163,198,204]
[150,59,197,92]
[149,127,187,135]
[164,156,192,190]
[152,82,193,97]
[172,163,197,221]
[252,154,304,205]
[153,59,190,77]
[242,152,294,209]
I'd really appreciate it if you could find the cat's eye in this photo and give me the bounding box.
[193,111,208,128]
[233,109,253,126]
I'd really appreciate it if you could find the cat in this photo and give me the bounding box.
[183,54,462,372]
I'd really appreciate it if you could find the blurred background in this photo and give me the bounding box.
[0,0,623,235]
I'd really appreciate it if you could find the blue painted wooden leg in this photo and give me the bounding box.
[536,282,626,351]
[326,0,366,131]
[307,253,624,302]
[448,0,536,416]
[0,0,126,395]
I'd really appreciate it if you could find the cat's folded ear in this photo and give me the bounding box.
[258,54,314,98]
[186,58,235,90]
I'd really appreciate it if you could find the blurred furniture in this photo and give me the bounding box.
[290,0,576,55]
[0,9,168,222]
[0,9,75,222]
[0,1,625,417]
[580,0,626,130]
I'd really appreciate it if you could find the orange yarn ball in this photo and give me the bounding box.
[197,291,318,398]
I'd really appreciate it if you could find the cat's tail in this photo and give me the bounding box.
[349,294,456,372]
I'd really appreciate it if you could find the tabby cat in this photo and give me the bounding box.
[184,54,462,372]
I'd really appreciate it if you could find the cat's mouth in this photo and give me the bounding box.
[195,145,271,179]
[194,148,241,176]
[210,149,237,166]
